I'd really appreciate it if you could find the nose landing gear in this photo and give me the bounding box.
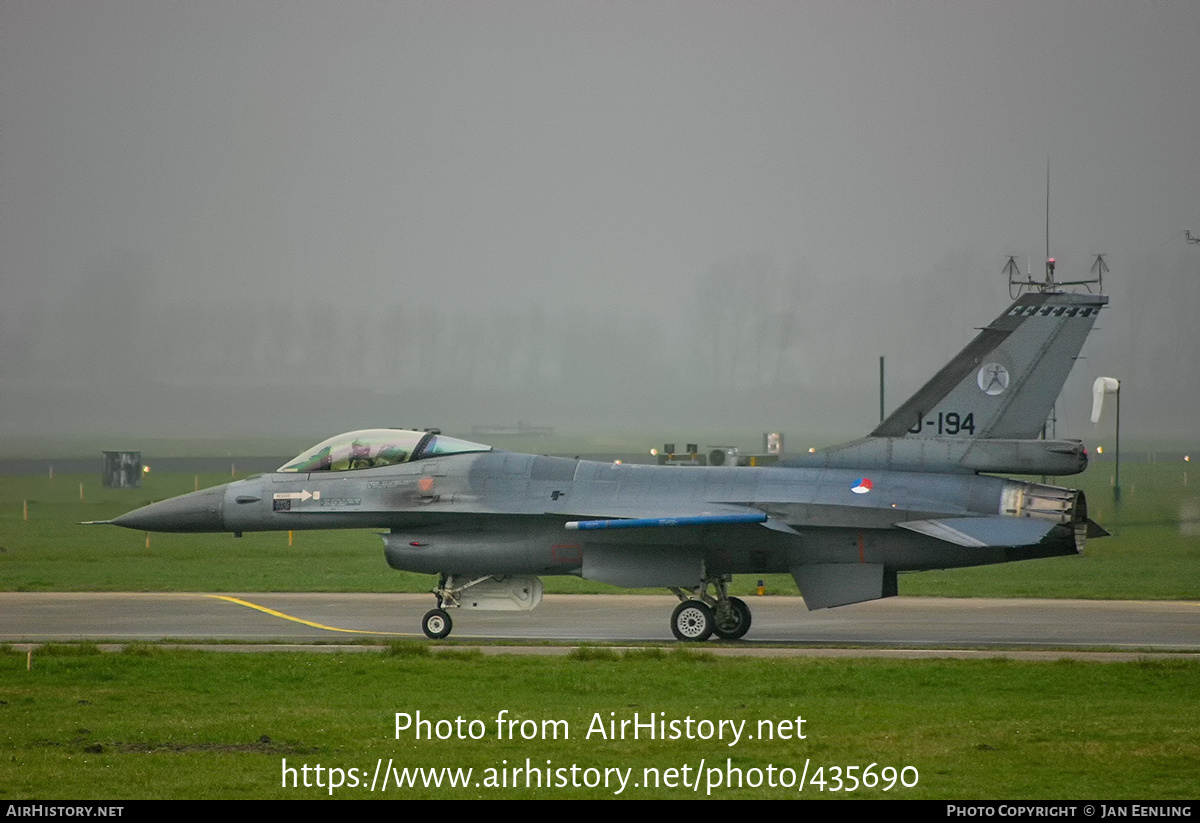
[419,573,545,639]
[422,607,452,639]
[422,573,455,639]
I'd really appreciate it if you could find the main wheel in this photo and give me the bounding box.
[422,608,452,639]
[670,600,714,642]
[712,597,752,640]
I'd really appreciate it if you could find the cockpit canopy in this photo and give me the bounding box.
[278,429,491,473]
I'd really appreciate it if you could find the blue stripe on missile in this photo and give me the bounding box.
[565,512,767,530]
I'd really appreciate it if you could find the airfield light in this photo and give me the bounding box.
[808,447,816,453]
[650,448,658,456]
[1096,446,1103,454]
[613,460,622,465]
[1186,455,1191,462]
[143,465,151,474]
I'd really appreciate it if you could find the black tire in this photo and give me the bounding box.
[670,600,714,642]
[712,597,752,640]
[422,608,452,640]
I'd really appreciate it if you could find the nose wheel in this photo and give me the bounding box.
[422,608,452,639]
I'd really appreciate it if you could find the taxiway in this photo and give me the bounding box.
[2,592,1196,652]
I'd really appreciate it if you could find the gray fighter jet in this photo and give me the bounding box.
[99,290,1108,641]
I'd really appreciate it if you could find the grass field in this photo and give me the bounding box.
[1,645,1196,800]
[1,461,1197,599]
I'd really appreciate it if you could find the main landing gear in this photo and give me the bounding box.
[669,576,752,642]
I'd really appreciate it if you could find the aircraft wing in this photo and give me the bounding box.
[549,503,793,589]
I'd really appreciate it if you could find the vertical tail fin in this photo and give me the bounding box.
[872,292,1107,441]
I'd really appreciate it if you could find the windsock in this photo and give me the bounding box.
[1091,377,1120,424]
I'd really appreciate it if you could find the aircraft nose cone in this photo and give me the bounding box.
[111,485,226,532]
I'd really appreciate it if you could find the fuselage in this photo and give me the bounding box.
[112,451,1086,581]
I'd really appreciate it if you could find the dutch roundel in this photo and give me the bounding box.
[851,477,873,494]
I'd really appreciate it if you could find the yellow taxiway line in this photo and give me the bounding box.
[206,594,400,635]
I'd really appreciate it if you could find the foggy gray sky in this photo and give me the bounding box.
[2,2,1198,446]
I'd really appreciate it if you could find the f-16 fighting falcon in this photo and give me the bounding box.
[97,290,1108,641]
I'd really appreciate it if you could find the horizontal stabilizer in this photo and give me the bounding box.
[897,516,1057,548]
[566,512,767,530]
